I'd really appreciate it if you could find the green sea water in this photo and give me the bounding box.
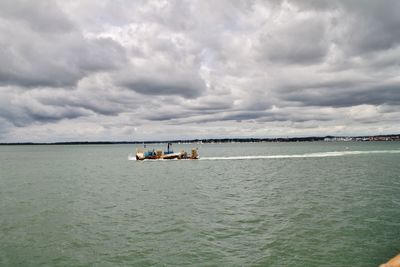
[1,142,400,266]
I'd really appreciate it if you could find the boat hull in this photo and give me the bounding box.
[135,146,199,161]
[135,152,199,160]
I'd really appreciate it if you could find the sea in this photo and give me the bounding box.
[1,142,400,266]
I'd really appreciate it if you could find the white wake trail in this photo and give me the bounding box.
[199,150,400,161]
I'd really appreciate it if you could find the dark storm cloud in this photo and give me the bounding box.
[0,0,75,33]
[0,36,126,88]
[281,81,400,107]
[142,96,234,121]
[36,93,124,116]
[173,109,336,125]
[144,112,191,122]
[257,14,329,65]
[0,0,127,88]
[0,98,90,127]
[295,0,400,55]
[377,104,400,113]
[0,83,133,128]
[118,70,206,98]
[122,79,203,99]
[27,108,89,124]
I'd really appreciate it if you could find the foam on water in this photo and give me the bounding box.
[128,154,181,161]
[199,150,400,161]
[128,150,400,161]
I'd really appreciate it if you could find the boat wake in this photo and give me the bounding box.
[128,154,190,161]
[199,150,400,161]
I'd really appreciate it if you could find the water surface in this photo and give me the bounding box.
[1,142,400,266]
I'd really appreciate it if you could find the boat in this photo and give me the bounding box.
[135,143,199,160]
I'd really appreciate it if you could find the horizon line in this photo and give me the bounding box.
[1,133,399,145]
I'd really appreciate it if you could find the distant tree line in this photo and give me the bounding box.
[1,134,399,145]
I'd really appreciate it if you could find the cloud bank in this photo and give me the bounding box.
[0,0,399,142]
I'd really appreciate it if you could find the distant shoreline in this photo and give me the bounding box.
[1,134,399,145]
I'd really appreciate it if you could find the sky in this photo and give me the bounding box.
[1,0,400,142]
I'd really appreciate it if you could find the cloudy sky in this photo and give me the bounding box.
[1,0,400,142]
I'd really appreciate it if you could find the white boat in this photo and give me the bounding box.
[135,143,199,160]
